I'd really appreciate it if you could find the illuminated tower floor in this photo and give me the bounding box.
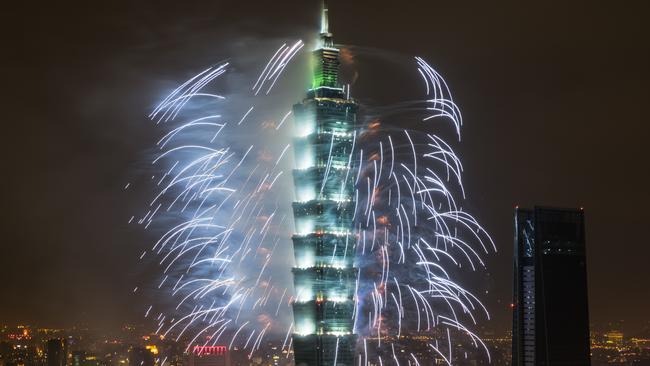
[291,4,357,366]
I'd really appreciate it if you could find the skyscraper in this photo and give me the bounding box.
[47,339,67,366]
[128,347,154,366]
[291,3,357,366]
[512,207,591,366]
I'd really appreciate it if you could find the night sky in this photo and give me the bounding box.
[1,0,648,335]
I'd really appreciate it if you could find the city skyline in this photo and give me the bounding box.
[1,0,649,344]
[2,323,650,366]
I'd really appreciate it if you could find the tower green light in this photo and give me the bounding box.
[291,3,357,366]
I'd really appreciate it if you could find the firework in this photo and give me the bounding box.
[132,13,494,366]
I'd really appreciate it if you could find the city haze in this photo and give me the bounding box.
[1,0,649,339]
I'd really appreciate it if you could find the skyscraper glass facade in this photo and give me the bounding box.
[291,5,357,366]
[513,207,591,366]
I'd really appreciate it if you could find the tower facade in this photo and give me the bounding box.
[513,207,591,366]
[291,4,357,366]
[46,339,67,366]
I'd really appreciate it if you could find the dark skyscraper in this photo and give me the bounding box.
[128,347,154,366]
[291,3,357,366]
[47,339,67,366]
[513,207,591,366]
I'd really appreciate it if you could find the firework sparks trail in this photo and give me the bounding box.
[134,40,305,355]
[350,57,496,365]
[133,36,494,364]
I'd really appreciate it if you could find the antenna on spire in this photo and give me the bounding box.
[320,0,330,34]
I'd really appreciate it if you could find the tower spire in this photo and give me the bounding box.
[320,1,330,35]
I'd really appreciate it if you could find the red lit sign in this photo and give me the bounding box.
[192,346,227,356]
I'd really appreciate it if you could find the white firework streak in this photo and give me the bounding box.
[136,38,495,364]
[138,40,303,354]
[351,58,495,364]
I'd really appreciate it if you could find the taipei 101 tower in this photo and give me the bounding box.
[290,2,358,366]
